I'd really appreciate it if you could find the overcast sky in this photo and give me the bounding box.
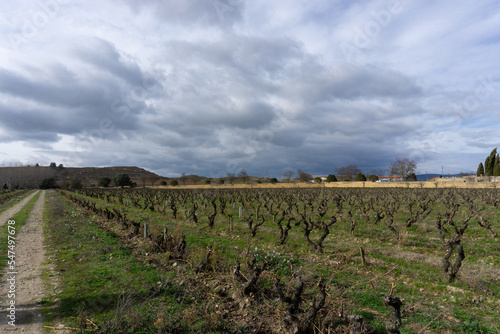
[0,0,499,178]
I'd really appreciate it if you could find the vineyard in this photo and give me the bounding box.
[39,187,500,333]
[0,189,29,206]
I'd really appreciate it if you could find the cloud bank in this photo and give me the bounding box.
[0,0,499,177]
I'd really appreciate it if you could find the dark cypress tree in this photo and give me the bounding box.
[494,155,500,176]
[485,148,497,176]
[485,157,491,175]
[476,162,485,176]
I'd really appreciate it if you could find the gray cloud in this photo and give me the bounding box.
[0,1,498,176]
[73,38,145,87]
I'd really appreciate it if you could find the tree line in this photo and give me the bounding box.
[477,148,500,177]
[280,157,418,183]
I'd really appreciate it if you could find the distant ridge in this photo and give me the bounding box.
[416,173,474,181]
[0,166,164,188]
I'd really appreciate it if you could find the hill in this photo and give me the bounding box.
[0,166,164,188]
[416,173,475,181]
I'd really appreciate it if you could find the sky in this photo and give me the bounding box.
[0,0,499,178]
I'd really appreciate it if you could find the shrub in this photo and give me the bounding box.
[70,179,83,189]
[217,179,225,185]
[354,173,367,181]
[98,177,112,187]
[326,174,338,182]
[170,180,179,186]
[40,178,57,189]
[114,174,133,188]
[367,174,379,182]
[407,173,417,181]
[269,178,278,184]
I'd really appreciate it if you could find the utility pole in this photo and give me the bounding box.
[441,166,444,177]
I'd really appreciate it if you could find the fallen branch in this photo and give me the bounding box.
[44,317,99,331]
[337,265,398,300]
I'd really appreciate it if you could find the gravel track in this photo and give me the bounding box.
[0,191,47,332]
[0,191,40,228]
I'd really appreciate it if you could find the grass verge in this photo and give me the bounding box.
[0,189,33,216]
[41,190,199,333]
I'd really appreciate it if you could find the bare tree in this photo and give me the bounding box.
[335,164,361,181]
[226,172,236,184]
[297,169,313,182]
[283,170,294,182]
[371,169,387,177]
[188,174,201,185]
[238,169,249,183]
[180,173,188,185]
[148,176,160,186]
[0,166,55,188]
[390,157,417,181]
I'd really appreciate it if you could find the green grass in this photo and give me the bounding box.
[0,189,32,215]
[48,188,500,333]
[42,190,221,333]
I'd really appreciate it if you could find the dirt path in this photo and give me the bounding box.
[0,190,46,332]
[0,191,40,228]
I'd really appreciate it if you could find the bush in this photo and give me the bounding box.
[326,174,338,182]
[69,179,83,189]
[269,178,278,184]
[170,180,179,186]
[355,173,367,181]
[407,173,417,181]
[217,179,225,185]
[367,174,379,182]
[204,179,211,184]
[160,180,167,186]
[40,178,57,189]
[114,174,133,188]
[314,177,322,184]
[98,177,112,187]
